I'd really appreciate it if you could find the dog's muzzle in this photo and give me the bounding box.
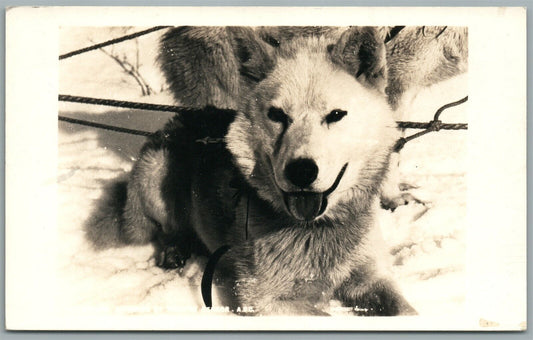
[282,163,348,221]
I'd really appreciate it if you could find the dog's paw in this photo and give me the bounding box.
[380,192,424,211]
[350,283,417,317]
[398,182,419,191]
[156,245,190,270]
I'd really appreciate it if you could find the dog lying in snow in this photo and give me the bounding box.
[86,26,466,315]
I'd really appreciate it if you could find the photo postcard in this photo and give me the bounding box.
[5,6,527,331]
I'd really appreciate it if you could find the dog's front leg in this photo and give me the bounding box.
[238,281,332,316]
[153,229,195,270]
[380,151,423,211]
[334,273,416,316]
[217,244,331,316]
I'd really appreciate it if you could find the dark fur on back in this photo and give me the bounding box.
[85,106,237,258]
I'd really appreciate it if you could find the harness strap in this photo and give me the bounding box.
[384,26,405,43]
[201,244,232,308]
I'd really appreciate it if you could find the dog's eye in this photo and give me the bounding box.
[265,35,281,47]
[325,109,348,124]
[267,107,288,124]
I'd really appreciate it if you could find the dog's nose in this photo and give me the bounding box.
[284,158,319,188]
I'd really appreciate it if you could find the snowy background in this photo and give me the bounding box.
[57,27,468,321]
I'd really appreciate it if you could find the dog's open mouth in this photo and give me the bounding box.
[282,163,348,221]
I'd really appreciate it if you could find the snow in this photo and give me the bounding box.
[57,28,468,323]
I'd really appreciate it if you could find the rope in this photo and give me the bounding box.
[397,122,467,130]
[58,114,226,144]
[59,94,188,114]
[394,96,468,152]
[58,116,153,137]
[59,95,467,144]
[59,26,170,60]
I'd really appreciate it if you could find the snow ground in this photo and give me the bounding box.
[57,28,468,323]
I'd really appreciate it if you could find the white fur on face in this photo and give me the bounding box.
[267,48,398,191]
[226,113,256,177]
[226,37,400,214]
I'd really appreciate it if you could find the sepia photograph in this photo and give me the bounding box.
[5,6,527,331]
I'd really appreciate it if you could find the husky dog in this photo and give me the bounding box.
[158,26,467,210]
[87,26,417,315]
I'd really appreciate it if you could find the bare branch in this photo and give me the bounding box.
[93,36,155,96]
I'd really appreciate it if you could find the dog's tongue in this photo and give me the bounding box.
[284,192,324,221]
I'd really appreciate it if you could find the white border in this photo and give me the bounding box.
[5,6,527,331]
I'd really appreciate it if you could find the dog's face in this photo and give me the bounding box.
[226,28,399,222]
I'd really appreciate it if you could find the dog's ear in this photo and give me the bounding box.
[329,27,387,92]
[227,27,275,83]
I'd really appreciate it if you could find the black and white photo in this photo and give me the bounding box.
[5,6,527,331]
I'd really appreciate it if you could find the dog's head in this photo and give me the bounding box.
[226,27,400,222]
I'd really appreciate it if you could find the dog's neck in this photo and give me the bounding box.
[236,179,374,245]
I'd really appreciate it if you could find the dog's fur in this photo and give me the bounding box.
[158,26,468,116]
[86,26,424,316]
[158,26,468,210]
[385,26,468,116]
